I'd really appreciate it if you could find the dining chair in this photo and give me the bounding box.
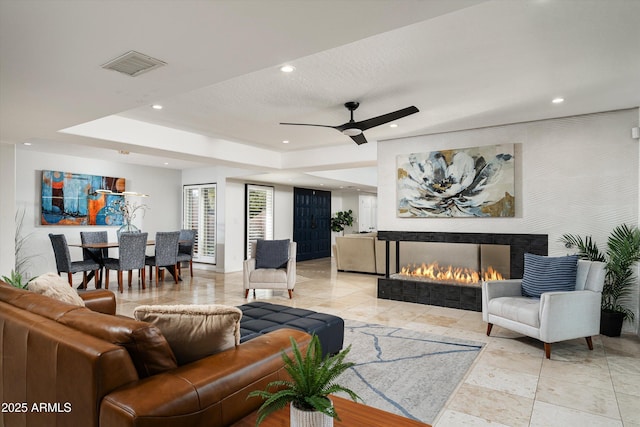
[80,231,109,260]
[146,231,180,285]
[176,229,196,277]
[48,233,100,288]
[80,231,108,285]
[104,232,148,293]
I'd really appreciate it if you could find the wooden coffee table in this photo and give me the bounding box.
[231,395,431,427]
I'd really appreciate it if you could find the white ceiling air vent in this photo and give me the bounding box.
[101,51,166,77]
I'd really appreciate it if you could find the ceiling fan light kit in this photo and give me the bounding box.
[280,101,419,145]
[342,128,363,136]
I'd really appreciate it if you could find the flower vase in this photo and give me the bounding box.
[290,402,333,427]
[117,222,139,239]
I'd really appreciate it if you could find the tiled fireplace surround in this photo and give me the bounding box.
[377,231,548,311]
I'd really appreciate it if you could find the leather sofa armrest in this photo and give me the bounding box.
[100,328,312,427]
[80,289,116,315]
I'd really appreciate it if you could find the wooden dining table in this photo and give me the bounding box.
[69,240,183,288]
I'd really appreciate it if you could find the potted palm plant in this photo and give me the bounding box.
[561,224,640,336]
[248,335,361,427]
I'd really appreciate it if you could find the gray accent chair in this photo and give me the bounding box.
[48,233,100,288]
[243,241,296,299]
[146,231,180,285]
[176,229,196,277]
[482,259,606,359]
[104,232,148,293]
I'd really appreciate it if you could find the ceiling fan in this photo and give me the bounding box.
[280,101,419,145]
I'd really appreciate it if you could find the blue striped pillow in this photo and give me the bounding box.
[521,253,578,298]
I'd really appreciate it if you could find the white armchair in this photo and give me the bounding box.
[243,241,297,299]
[482,259,606,359]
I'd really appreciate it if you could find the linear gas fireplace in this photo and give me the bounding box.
[377,231,547,311]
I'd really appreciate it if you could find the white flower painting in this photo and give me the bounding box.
[397,144,515,218]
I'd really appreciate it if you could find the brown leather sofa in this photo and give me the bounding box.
[0,281,311,427]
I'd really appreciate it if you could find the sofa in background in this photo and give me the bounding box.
[0,281,311,427]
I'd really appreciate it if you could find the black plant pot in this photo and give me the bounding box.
[600,309,624,337]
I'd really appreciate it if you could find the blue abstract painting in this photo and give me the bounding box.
[41,170,125,225]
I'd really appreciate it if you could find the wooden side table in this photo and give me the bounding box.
[231,395,431,427]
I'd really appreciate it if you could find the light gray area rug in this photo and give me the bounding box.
[336,320,483,424]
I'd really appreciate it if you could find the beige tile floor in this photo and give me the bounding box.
[110,258,640,427]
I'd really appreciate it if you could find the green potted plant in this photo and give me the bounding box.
[330,210,354,234]
[248,335,361,427]
[561,224,640,336]
[2,208,39,289]
[1,270,30,289]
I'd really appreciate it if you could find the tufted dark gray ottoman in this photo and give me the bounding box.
[238,302,344,357]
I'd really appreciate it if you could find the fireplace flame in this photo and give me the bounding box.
[399,262,504,284]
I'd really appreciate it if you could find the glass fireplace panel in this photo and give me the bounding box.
[399,242,480,271]
[480,244,511,279]
[395,241,511,284]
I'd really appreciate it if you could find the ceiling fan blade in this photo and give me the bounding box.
[350,133,368,145]
[280,103,418,145]
[280,122,337,130]
[350,106,419,132]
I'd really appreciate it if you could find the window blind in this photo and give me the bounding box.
[183,184,216,264]
[246,184,274,259]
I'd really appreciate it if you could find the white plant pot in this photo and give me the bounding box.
[290,402,334,427]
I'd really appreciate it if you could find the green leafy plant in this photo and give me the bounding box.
[561,224,640,321]
[1,270,30,289]
[330,210,354,233]
[248,335,361,426]
[3,208,40,284]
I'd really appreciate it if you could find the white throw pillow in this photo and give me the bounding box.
[27,272,85,307]
[133,304,242,365]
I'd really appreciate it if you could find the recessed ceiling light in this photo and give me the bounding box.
[280,65,295,73]
[152,104,163,110]
[389,124,398,128]
[23,142,32,146]
[551,97,564,104]
[282,140,290,144]
[163,162,169,165]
